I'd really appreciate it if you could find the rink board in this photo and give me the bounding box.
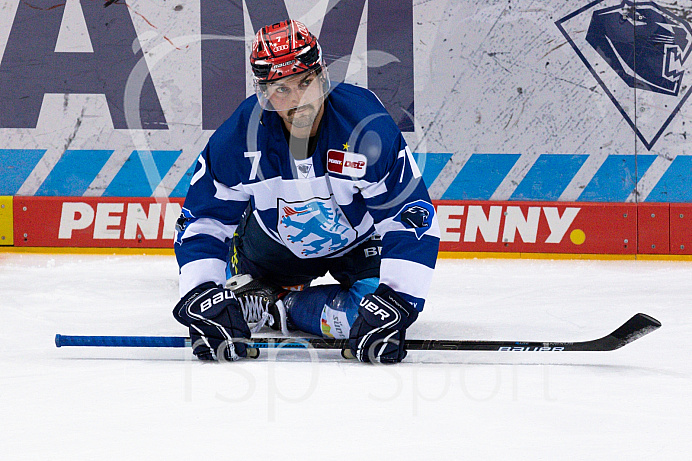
[6,196,692,256]
[1,1,691,257]
[12,196,184,249]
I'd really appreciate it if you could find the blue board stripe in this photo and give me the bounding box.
[646,156,692,203]
[441,154,520,200]
[579,155,657,202]
[412,152,453,189]
[2,149,691,202]
[0,149,45,195]
[511,154,588,200]
[170,158,199,198]
[104,150,181,197]
[36,150,113,196]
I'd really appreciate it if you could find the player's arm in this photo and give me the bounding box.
[174,143,253,360]
[175,142,250,292]
[349,133,440,363]
[361,135,440,310]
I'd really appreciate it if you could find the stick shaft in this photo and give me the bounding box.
[54,313,661,352]
[55,334,189,348]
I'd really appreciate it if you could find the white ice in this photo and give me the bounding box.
[1,254,690,460]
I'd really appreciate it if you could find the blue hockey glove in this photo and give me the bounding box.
[173,282,251,361]
[348,284,419,363]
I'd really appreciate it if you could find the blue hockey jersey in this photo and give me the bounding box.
[175,83,439,310]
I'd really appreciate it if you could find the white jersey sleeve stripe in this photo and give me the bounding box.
[179,258,228,297]
[214,180,250,202]
[379,258,434,300]
[190,155,206,186]
[357,173,390,199]
[180,218,237,243]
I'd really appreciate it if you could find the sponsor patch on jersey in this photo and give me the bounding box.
[394,200,435,239]
[278,197,358,258]
[326,149,367,178]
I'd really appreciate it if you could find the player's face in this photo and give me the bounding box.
[262,70,326,136]
[262,70,325,111]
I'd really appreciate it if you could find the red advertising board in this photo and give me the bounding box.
[14,197,184,248]
[670,204,692,255]
[8,197,679,256]
[637,203,670,254]
[436,200,637,254]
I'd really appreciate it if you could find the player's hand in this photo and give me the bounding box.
[173,282,251,361]
[348,284,418,363]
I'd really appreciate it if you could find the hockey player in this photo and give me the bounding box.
[173,20,439,363]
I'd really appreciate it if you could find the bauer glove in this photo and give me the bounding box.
[173,282,251,361]
[348,284,419,363]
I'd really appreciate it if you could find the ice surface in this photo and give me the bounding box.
[1,253,690,459]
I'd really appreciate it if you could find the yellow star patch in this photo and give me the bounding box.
[342,142,349,151]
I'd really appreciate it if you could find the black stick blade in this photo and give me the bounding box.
[608,313,661,349]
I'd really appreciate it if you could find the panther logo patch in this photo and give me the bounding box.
[400,205,430,228]
[394,200,435,239]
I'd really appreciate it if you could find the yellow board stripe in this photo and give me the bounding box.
[438,251,692,261]
[2,246,692,261]
[0,246,174,255]
[0,196,13,246]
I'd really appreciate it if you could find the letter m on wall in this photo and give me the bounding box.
[0,1,166,129]
[201,0,414,131]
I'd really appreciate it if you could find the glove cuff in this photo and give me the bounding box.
[373,283,419,327]
[173,281,221,327]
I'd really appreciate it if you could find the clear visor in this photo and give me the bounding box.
[254,67,330,111]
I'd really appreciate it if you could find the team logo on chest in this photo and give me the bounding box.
[278,197,357,258]
[326,150,367,178]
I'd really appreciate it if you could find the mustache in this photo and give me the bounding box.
[287,104,315,117]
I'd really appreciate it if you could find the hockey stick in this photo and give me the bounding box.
[55,313,661,357]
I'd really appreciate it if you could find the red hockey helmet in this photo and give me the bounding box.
[251,19,323,82]
[250,20,329,111]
